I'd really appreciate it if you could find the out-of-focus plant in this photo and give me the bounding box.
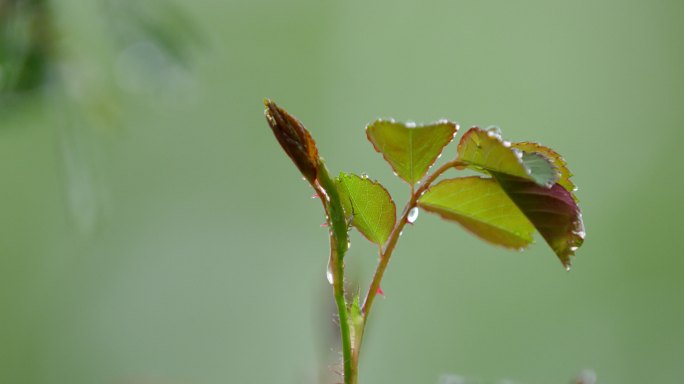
[0,0,53,96]
[1,0,200,231]
[264,100,585,384]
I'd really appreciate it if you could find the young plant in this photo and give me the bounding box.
[264,100,585,384]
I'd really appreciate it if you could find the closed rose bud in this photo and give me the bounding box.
[264,100,320,184]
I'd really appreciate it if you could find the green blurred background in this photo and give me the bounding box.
[2,0,683,383]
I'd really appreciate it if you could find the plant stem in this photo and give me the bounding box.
[320,159,462,384]
[345,160,460,382]
[314,163,356,384]
[361,160,462,327]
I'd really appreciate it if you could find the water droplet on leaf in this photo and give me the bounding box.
[512,148,523,160]
[407,207,419,224]
[486,125,502,137]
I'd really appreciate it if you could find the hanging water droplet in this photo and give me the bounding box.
[326,259,334,285]
[565,265,571,272]
[399,231,403,237]
[407,207,419,224]
[347,238,351,250]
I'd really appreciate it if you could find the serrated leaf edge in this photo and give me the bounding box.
[456,127,562,188]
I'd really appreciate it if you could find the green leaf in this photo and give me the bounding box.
[494,175,585,269]
[511,142,577,198]
[457,128,558,187]
[366,120,458,185]
[336,173,396,245]
[417,177,535,249]
[520,152,558,187]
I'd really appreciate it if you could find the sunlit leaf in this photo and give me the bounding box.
[366,120,457,185]
[336,173,396,245]
[418,177,535,249]
[512,142,577,197]
[494,175,585,268]
[457,128,558,187]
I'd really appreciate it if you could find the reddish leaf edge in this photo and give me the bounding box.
[512,141,578,200]
[494,174,585,269]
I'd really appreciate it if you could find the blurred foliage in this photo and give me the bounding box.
[1,0,199,106]
[0,0,53,95]
[1,0,200,232]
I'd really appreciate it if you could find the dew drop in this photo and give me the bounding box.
[360,172,368,179]
[311,193,319,199]
[406,121,417,128]
[399,231,403,237]
[326,259,334,285]
[512,148,523,160]
[565,265,571,272]
[407,207,420,224]
[347,239,351,250]
[570,246,579,252]
[486,125,502,137]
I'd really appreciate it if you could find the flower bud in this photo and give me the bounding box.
[264,99,320,183]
